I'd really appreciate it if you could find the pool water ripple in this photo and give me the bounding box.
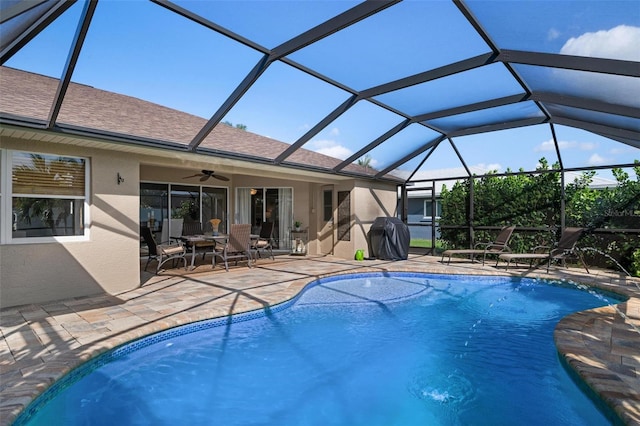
[17,273,621,426]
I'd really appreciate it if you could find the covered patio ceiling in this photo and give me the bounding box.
[1,0,638,184]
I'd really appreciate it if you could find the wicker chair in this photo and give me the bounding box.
[212,223,253,271]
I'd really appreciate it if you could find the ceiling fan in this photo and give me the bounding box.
[183,169,230,182]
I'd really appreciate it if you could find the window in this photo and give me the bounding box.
[323,189,332,221]
[424,199,442,219]
[4,150,88,242]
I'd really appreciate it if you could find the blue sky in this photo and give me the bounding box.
[5,0,639,182]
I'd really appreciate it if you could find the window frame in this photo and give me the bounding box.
[1,149,90,244]
[140,180,230,233]
[423,199,442,220]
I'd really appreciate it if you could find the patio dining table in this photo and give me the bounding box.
[180,234,258,270]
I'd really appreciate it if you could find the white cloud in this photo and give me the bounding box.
[547,28,560,41]
[535,139,586,152]
[558,140,579,150]
[579,142,597,151]
[535,139,556,152]
[329,127,340,137]
[610,146,632,155]
[309,139,353,160]
[472,163,502,173]
[588,153,608,165]
[555,25,640,105]
[561,25,640,61]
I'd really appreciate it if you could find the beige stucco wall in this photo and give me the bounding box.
[353,182,398,257]
[333,180,398,260]
[0,135,397,308]
[1,138,141,308]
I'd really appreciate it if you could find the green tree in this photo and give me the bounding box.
[357,154,372,169]
[566,162,640,274]
[439,158,639,275]
[440,159,561,252]
[222,121,247,130]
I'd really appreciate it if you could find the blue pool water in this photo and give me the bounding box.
[20,273,622,425]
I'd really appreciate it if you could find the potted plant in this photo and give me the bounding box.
[294,220,302,231]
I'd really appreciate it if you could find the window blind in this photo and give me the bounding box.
[12,152,85,196]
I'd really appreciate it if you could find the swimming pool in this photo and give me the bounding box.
[17,273,622,425]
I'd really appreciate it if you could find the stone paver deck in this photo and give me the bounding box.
[1,254,639,425]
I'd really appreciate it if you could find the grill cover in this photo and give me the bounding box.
[368,217,410,260]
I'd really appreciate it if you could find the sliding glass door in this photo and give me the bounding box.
[140,182,228,240]
[202,187,227,232]
[140,183,168,236]
[236,187,292,249]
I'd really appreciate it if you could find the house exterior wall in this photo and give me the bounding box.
[0,135,398,308]
[332,181,398,260]
[1,137,141,308]
[407,197,440,240]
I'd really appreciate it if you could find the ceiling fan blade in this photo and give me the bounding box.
[184,170,227,182]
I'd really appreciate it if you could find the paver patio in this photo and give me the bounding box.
[1,254,639,425]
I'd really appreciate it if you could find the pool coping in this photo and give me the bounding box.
[1,256,639,425]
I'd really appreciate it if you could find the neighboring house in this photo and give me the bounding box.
[0,67,399,308]
[406,194,442,241]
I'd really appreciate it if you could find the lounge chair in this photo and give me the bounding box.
[212,223,253,271]
[251,221,275,260]
[498,227,589,273]
[141,226,187,274]
[441,226,515,265]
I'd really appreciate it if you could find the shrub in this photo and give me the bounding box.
[438,159,639,272]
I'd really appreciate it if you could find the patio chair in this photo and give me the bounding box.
[160,218,184,244]
[441,226,515,265]
[212,223,253,271]
[141,226,187,274]
[498,227,589,273]
[251,221,274,260]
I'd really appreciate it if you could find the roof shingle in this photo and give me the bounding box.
[0,66,375,176]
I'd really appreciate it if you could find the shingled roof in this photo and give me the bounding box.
[0,66,376,178]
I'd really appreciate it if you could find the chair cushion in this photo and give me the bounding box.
[159,245,184,256]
